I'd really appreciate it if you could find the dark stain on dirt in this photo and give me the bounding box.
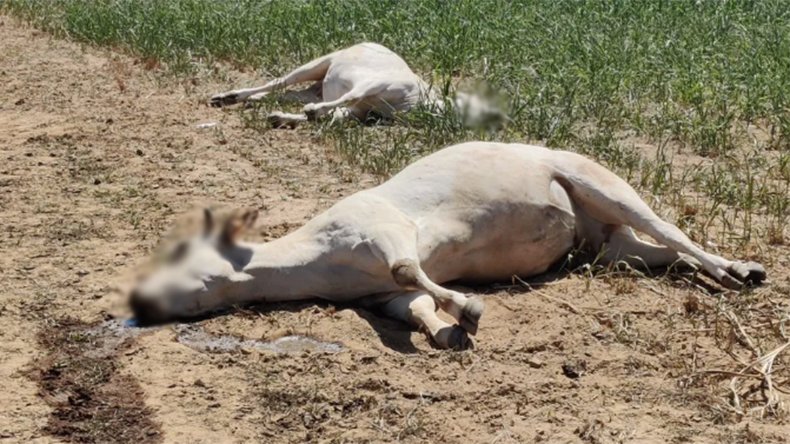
[25,318,162,444]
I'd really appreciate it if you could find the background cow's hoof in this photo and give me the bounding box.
[210,92,239,107]
[267,111,298,129]
[728,261,767,286]
[458,296,484,335]
[303,103,319,121]
[267,111,286,128]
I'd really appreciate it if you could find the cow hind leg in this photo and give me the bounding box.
[381,291,471,350]
[266,107,352,130]
[598,204,764,288]
[561,156,767,288]
[302,80,388,120]
[599,225,700,270]
[249,80,323,104]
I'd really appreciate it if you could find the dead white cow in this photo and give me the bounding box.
[210,42,504,128]
[130,142,766,349]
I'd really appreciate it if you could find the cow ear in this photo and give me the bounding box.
[221,208,259,245]
[203,207,214,236]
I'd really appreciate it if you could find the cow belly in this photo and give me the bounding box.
[419,204,576,284]
[452,231,574,282]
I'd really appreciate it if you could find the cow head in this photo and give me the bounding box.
[128,208,258,325]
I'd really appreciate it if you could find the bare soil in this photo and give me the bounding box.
[1,18,790,444]
[26,318,162,444]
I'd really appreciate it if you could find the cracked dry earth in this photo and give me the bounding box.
[1,18,790,444]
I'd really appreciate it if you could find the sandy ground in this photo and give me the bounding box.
[1,18,790,444]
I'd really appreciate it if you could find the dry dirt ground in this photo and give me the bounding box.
[2,18,790,444]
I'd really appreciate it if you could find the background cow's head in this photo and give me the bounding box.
[450,91,508,129]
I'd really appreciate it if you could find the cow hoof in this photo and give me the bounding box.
[303,103,319,121]
[210,92,239,107]
[727,261,767,287]
[437,325,472,351]
[450,326,473,350]
[720,272,743,290]
[458,296,484,336]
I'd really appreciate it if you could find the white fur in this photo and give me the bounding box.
[131,142,766,349]
[210,43,504,128]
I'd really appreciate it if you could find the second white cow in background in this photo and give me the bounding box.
[210,43,505,128]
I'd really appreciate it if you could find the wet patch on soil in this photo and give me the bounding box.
[26,318,162,444]
[174,323,346,354]
[24,316,344,442]
[97,317,346,354]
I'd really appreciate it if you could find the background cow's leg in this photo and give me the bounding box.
[210,53,333,106]
[249,80,323,104]
[302,81,387,120]
[327,107,354,124]
[381,291,471,350]
[267,111,308,129]
[266,107,350,129]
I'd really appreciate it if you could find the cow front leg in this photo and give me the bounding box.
[364,216,484,336]
[381,291,471,350]
[211,53,332,106]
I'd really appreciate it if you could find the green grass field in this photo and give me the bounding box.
[5,0,790,248]
[7,0,790,144]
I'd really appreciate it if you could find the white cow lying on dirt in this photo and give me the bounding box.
[130,142,766,349]
[210,42,505,128]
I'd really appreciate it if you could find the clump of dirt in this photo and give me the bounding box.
[26,318,161,444]
[561,358,588,379]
